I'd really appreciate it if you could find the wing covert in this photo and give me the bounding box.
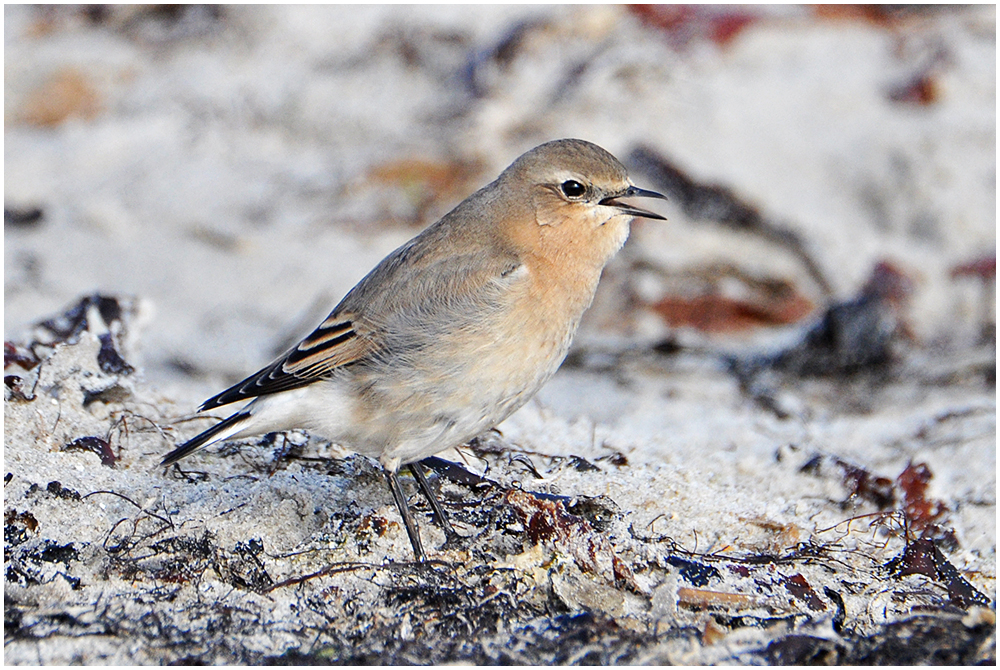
[198,313,373,410]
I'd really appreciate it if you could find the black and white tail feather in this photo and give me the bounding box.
[160,411,251,467]
[159,314,366,467]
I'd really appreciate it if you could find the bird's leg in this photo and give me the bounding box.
[384,467,425,562]
[409,461,462,547]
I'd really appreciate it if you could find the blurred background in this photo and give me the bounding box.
[5,4,995,400]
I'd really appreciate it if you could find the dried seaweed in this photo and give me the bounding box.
[885,538,991,609]
[64,436,117,467]
[628,145,832,296]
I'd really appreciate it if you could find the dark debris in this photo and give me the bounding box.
[629,5,762,50]
[781,573,827,612]
[628,144,832,296]
[5,537,81,589]
[772,261,913,377]
[4,341,40,370]
[264,610,647,664]
[805,457,961,550]
[4,206,45,228]
[764,633,844,665]
[26,480,83,501]
[37,293,125,343]
[885,538,991,609]
[5,509,39,547]
[97,332,134,375]
[4,374,36,401]
[63,436,117,467]
[896,462,953,545]
[754,610,996,665]
[837,458,896,510]
[726,260,920,420]
[665,555,722,588]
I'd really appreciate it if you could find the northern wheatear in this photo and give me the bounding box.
[162,139,666,560]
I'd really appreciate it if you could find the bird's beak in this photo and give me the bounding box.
[601,186,668,220]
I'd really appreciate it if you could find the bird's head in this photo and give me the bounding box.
[499,138,667,265]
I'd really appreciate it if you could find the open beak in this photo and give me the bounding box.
[601,185,667,220]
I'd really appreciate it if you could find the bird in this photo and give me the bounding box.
[162,138,666,561]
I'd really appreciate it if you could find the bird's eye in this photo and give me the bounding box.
[560,180,586,198]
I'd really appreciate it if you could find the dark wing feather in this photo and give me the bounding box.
[199,313,374,411]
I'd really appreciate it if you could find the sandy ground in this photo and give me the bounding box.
[4,5,995,664]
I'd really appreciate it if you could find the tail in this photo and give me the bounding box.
[161,411,252,467]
